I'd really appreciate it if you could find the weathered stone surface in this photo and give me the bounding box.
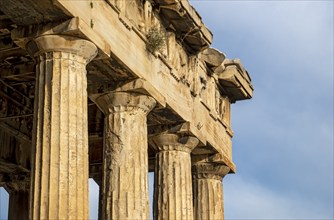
[192,163,230,220]
[91,91,156,220]
[0,0,69,25]
[216,59,254,102]
[154,0,212,53]
[0,0,253,218]
[49,3,236,165]
[26,35,97,220]
[200,48,226,71]
[151,133,199,220]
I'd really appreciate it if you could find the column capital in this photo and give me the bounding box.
[91,91,156,115]
[192,163,230,180]
[151,133,199,153]
[25,35,97,63]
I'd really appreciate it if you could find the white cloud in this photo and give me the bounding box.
[191,1,333,79]
[224,175,333,219]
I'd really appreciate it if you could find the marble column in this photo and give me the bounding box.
[92,91,156,220]
[151,133,199,220]
[26,35,97,219]
[192,163,230,220]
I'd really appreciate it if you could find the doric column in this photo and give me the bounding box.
[151,133,199,220]
[26,35,97,219]
[192,163,230,220]
[92,91,156,220]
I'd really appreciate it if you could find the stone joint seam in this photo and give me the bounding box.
[192,173,223,180]
[107,105,150,114]
[154,144,193,153]
[37,52,87,64]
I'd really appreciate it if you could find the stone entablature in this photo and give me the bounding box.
[103,0,212,54]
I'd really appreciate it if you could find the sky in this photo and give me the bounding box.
[1,0,333,219]
[189,0,333,219]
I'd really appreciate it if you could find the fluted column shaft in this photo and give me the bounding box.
[151,134,199,220]
[26,35,97,219]
[92,92,156,220]
[192,163,230,220]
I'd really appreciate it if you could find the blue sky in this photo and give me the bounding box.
[189,0,333,219]
[1,1,333,219]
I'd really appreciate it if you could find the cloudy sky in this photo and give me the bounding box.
[189,0,333,219]
[1,1,333,219]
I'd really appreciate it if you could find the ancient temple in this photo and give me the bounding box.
[0,0,253,219]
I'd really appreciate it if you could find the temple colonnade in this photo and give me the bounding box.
[3,34,231,220]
